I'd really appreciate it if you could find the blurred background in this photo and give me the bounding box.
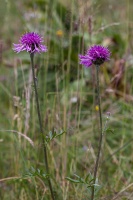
[0,0,133,199]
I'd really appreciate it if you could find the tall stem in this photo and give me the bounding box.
[91,65,103,200]
[30,53,55,200]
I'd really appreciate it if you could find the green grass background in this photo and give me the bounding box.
[0,0,133,199]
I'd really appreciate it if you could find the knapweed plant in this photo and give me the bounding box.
[79,45,110,199]
[13,32,55,200]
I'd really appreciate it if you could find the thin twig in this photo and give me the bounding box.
[102,137,133,163]
[94,22,120,34]
[0,177,19,182]
[0,130,34,146]
[24,69,32,135]
[112,183,133,200]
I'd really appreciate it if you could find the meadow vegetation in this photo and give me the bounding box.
[0,0,133,199]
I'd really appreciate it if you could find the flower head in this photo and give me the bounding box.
[95,105,99,111]
[13,32,47,54]
[79,45,110,67]
[56,30,64,37]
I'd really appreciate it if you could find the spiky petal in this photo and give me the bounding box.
[79,45,110,67]
[13,32,47,54]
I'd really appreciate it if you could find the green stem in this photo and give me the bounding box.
[30,53,55,200]
[91,65,103,200]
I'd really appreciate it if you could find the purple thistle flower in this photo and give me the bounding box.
[79,45,110,67]
[13,32,47,54]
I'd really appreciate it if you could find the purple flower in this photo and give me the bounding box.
[13,32,47,54]
[79,45,110,67]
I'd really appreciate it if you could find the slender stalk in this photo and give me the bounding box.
[30,53,55,200]
[91,65,103,200]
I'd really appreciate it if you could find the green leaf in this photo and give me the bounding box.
[87,185,93,188]
[89,178,95,184]
[106,128,114,134]
[49,131,53,140]
[93,184,100,187]
[65,177,80,183]
[44,130,65,144]
[55,130,65,138]
[73,174,81,179]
